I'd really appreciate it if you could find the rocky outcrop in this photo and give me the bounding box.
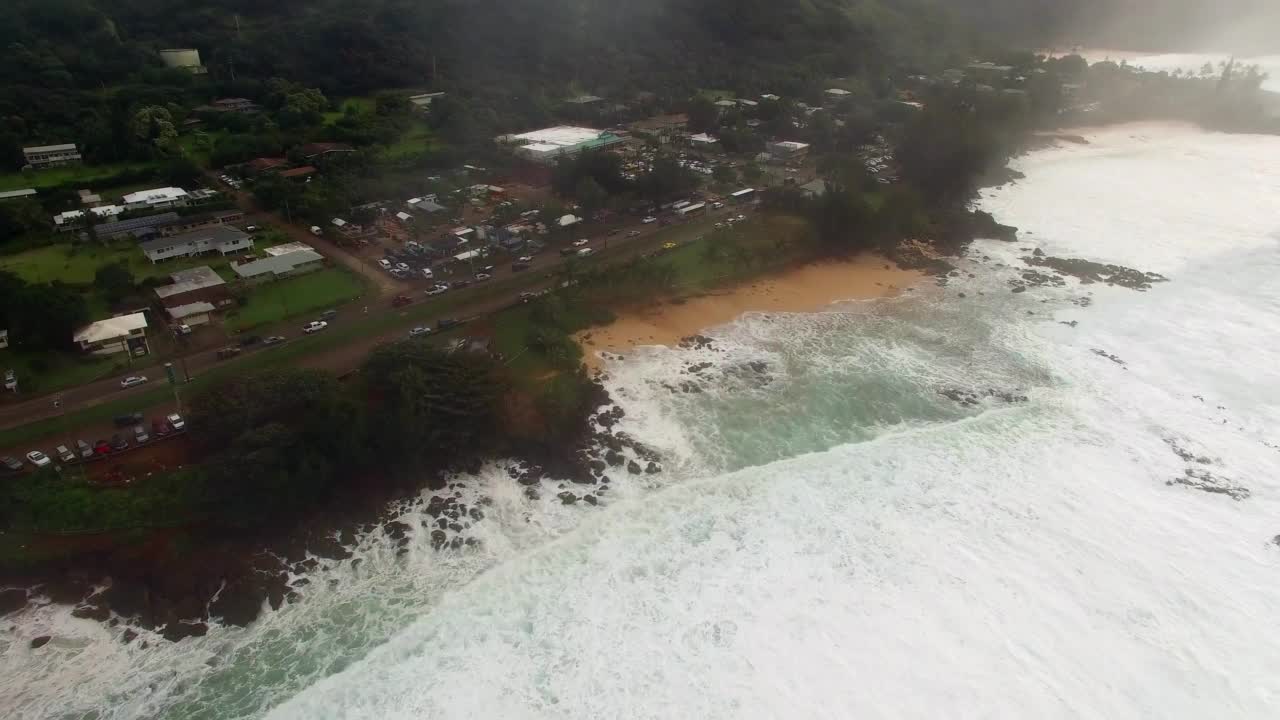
[1023,254,1168,291]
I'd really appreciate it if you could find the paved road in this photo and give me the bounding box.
[0,205,739,442]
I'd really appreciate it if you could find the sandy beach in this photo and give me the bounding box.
[576,255,923,372]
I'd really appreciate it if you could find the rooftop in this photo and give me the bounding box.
[140,225,250,255]
[278,165,317,178]
[95,212,181,236]
[565,95,604,104]
[0,189,36,200]
[407,197,446,213]
[155,266,225,299]
[54,205,123,226]
[298,143,355,157]
[506,126,609,148]
[167,302,216,320]
[232,249,323,279]
[825,88,852,96]
[773,141,810,150]
[122,187,188,205]
[264,242,314,256]
[247,157,289,172]
[73,313,148,344]
[24,144,77,153]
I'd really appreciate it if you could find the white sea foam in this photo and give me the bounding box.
[6,121,1280,720]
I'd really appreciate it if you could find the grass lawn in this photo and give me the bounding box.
[380,124,438,160]
[223,268,367,332]
[175,130,227,168]
[0,241,241,285]
[0,162,158,192]
[0,348,126,396]
[322,97,378,124]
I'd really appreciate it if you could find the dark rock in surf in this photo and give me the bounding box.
[584,495,599,506]
[628,460,643,475]
[30,635,51,649]
[558,492,579,505]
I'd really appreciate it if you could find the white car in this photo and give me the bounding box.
[642,216,657,224]
[26,450,51,468]
[577,248,594,257]
[572,238,590,247]
[396,262,411,272]
[517,256,534,263]
[425,284,449,296]
[378,258,392,270]
[167,413,186,431]
[120,376,148,389]
[420,268,434,280]
[736,214,746,221]
[408,326,432,338]
[304,321,328,334]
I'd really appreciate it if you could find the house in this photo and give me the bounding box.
[760,94,782,101]
[408,92,446,112]
[627,114,689,145]
[264,242,314,257]
[140,226,254,263]
[73,313,149,357]
[395,211,413,224]
[278,166,317,180]
[122,187,190,211]
[769,141,811,162]
[407,197,446,214]
[23,144,81,169]
[330,217,375,242]
[211,97,259,113]
[714,99,737,110]
[92,212,182,240]
[166,301,217,327]
[77,189,102,206]
[245,157,290,176]
[297,143,356,163]
[500,126,624,164]
[689,133,719,150]
[158,48,207,74]
[231,249,324,284]
[967,62,1015,81]
[156,210,245,237]
[53,205,124,232]
[154,266,234,321]
[0,189,36,201]
[737,99,759,108]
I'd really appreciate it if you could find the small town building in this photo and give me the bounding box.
[211,98,258,113]
[760,94,782,101]
[231,249,324,283]
[627,114,689,145]
[158,48,207,74]
[278,166,317,180]
[92,212,182,240]
[769,141,811,162]
[0,189,37,201]
[77,189,103,206]
[556,214,582,228]
[246,157,290,175]
[140,226,254,263]
[676,202,707,218]
[23,144,81,169]
[825,88,852,98]
[73,313,149,357]
[53,205,124,231]
[154,266,233,320]
[156,210,245,237]
[298,143,356,163]
[166,301,217,327]
[800,179,827,198]
[264,242,314,257]
[714,99,737,109]
[408,92,446,112]
[407,196,447,214]
[565,95,604,105]
[500,126,624,164]
[122,187,190,211]
[689,133,719,150]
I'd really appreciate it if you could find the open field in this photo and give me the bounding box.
[380,124,438,160]
[0,350,124,396]
[0,162,158,192]
[224,268,367,332]
[0,241,240,285]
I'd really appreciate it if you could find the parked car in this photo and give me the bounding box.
[239,335,261,347]
[408,326,431,339]
[217,347,242,360]
[560,247,577,257]
[396,262,411,272]
[420,268,435,280]
[153,418,173,436]
[319,310,338,321]
[453,279,472,289]
[304,321,328,334]
[627,230,641,238]
[175,324,194,336]
[392,295,413,308]
[93,440,112,456]
[474,273,492,282]
[26,450,51,468]
[55,445,75,463]
[378,258,392,270]
[642,216,657,224]
[245,225,258,233]
[511,262,531,272]
[572,238,590,247]
[577,248,594,257]
[310,226,323,236]
[167,413,186,431]
[517,256,534,263]
[76,440,93,459]
[425,284,449,296]
[114,412,144,428]
[436,318,460,330]
[712,202,725,209]
[134,425,150,444]
[1,455,24,473]
[119,375,148,389]
[519,292,538,303]
[263,336,286,346]
[736,214,747,221]
[109,435,129,452]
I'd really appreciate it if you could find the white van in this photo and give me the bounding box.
[421,268,434,280]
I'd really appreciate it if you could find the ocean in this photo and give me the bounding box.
[4,122,1280,718]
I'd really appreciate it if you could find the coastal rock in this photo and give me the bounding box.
[468,507,484,521]
[645,461,661,475]
[1023,254,1168,291]
[1167,468,1250,501]
[162,622,208,643]
[71,602,111,622]
[605,450,624,467]
[30,635,51,649]
[584,495,599,506]
[430,530,447,550]
[627,460,643,475]
[678,334,716,350]
[121,628,138,644]
[1091,349,1127,368]
[558,492,579,505]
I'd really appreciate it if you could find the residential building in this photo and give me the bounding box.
[565,95,604,105]
[77,189,102,206]
[298,143,356,163]
[407,196,446,215]
[231,249,324,283]
[500,126,624,164]
[91,212,182,240]
[156,210,244,237]
[408,92,446,112]
[967,62,1015,81]
[23,144,81,169]
[769,140,811,162]
[0,189,36,201]
[760,94,782,101]
[139,226,254,263]
[187,189,222,206]
[627,114,689,145]
[73,313,149,356]
[330,217,375,242]
[689,133,720,150]
[167,302,217,327]
[278,166,317,180]
[714,99,737,110]
[53,205,124,231]
[246,157,290,175]
[154,266,234,319]
[264,242,314,257]
[121,187,190,211]
[824,88,852,100]
[800,179,827,198]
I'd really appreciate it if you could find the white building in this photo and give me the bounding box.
[53,205,124,230]
[139,226,254,263]
[122,187,190,211]
[769,140,811,161]
[232,249,325,283]
[23,144,81,169]
[73,313,149,356]
[500,126,623,164]
[408,92,446,112]
[825,88,852,98]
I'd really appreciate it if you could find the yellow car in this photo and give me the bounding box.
[662,242,678,250]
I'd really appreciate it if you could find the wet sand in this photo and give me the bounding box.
[576,255,923,372]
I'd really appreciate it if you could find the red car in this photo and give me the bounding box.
[392,295,412,308]
[93,440,112,456]
[153,418,173,437]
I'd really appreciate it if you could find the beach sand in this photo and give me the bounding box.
[575,255,924,372]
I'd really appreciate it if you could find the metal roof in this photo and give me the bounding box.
[166,302,216,320]
[95,212,181,237]
[155,266,225,299]
[24,144,77,153]
[232,249,323,279]
[140,225,251,255]
[73,313,148,344]
[0,189,36,200]
[122,187,188,205]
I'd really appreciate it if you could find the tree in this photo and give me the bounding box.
[0,273,89,352]
[712,164,736,185]
[574,176,608,219]
[687,96,719,133]
[278,87,328,128]
[131,105,177,149]
[0,198,49,245]
[93,262,135,305]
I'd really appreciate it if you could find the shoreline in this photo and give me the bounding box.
[575,255,924,372]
